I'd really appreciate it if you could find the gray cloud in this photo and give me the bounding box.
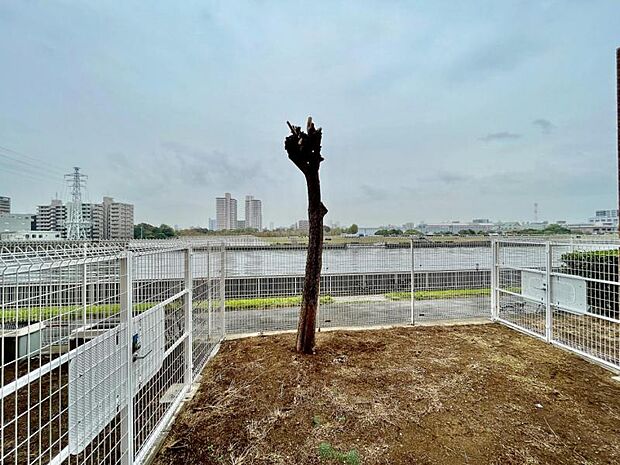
[359,184,389,202]
[159,141,267,188]
[479,132,522,142]
[532,118,555,134]
[436,171,467,184]
[448,33,541,82]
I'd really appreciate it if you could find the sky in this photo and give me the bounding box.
[0,0,619,228]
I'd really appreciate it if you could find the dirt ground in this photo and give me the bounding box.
[153,323,620,465]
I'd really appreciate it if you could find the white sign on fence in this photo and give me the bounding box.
[68,326,127,454]
[133,305,165,386]
[68,305,165,454]
[521,270,588,315]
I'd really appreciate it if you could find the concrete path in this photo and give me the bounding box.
[225,296,490,334]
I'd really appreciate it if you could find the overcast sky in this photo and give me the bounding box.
[1,1,619,228]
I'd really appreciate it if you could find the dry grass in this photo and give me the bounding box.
[154,324,620,465]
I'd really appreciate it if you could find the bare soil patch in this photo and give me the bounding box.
[154,323,620,465]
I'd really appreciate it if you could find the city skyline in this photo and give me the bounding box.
[0,3,619,227]
[214,192,262,230]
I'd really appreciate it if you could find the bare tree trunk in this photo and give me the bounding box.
[284,117,327,354]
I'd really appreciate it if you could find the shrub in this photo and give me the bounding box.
[560,249,618,318]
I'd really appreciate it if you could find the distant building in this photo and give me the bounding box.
[0,196,10,214]
[216,193,237,230]
[35,197,134,239]
[0,213,35,233]
[101,197,133,239]
[589,209,618,233]
[1,230,62,241]
[237,219,246,229]
[520,222,548,231]
[417,221,495,235]
[244,195,262,230]
[36,199,66,233]
[495,221,522,232]
[358,227,380,236]
[297,219,310,232]
[208,218,217,230]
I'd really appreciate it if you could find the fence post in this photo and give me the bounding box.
[545,242,553,342]
[410,238,415,325]
[120,251,134,465]
[82,245,88,328]
[184,246,193,384]
[491,240,498,321]
[220,244,226,335]
[207,245,212,339]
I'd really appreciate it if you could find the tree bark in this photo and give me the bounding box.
[284,117,327,354]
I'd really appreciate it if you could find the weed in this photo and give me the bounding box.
[318,442,360,465]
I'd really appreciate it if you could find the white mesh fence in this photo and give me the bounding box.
[494,239,620,371]
[3,236,618,465]
[220,239,491,336]
[0,242,219,465]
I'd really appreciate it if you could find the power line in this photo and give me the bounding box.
[0,153,66,182]
[0,144,67,176]
[0,160,63,184]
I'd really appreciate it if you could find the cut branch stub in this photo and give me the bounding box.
[285,117,324,175]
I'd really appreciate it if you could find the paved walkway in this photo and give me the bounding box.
[225,296,490,334]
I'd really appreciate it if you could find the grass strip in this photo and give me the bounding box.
[3,296,336,322]
[195,295,334,311]
[385,288,492,301]
[1,302,161,323]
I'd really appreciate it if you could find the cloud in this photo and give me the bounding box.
[479,132,522,142]
[532,118,555,134]
[159,141,268,188]
[359,184,389,202]
[436,171,467,184]
[447,32,542,82]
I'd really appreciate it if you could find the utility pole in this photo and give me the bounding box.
[64,166,90,240]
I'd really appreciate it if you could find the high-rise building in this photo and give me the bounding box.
[216,193,237,230]
[102,196,134,239]
[0,196,10,214]
[35,197,133,239]
[208,218,217,230]
[36,199,66,233]
[244,195,262,230]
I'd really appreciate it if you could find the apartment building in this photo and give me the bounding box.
[244,195,262,230]
[0,196,10,214]
[216,193,237,230]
